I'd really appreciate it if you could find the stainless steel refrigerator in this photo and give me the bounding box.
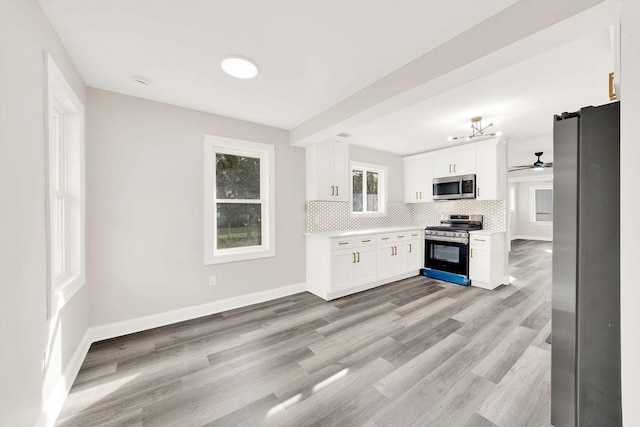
[551,101,621,426]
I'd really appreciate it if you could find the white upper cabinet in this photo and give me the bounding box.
[403,152,433,203]
[404,138,506,201]
[475,140,507,200]
[433,148,476,177]
[306,141,349,201]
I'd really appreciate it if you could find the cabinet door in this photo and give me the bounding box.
[403,157,422,203]
[469,245,491,283]
[433,152,454,178]
[354,246,377,285]
[331,249,355,291]
[376,244,394,280]
[332,141,349,201]
[475,141,506,200]
[392,243,409,275]
[453,149,476,175]
[406,240,422,271]
[314,143,335,199]
[421,154,434,202]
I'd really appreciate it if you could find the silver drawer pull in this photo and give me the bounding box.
[362,239,371,243]
[474,238,486,242]
[381,237,390,240]
[397,235,405,238]
[338,241,349,245]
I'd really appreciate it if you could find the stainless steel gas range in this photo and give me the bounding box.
[422,214,483,286]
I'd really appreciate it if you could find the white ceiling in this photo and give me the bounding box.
[343,28,613,160]
[40,0,520,129]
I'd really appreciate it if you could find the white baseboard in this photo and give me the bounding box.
[510,235,552,242]
[89,282,307,343]
[36,331,92,427]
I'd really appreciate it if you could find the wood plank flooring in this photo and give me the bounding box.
[57,239,552,426]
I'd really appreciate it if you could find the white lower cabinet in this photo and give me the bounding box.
[469,231,509,290]
[307,228,424,300]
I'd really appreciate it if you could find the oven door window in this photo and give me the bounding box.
[433,181,460,196]
[425,239,469,276]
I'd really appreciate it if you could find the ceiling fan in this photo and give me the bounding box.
[509,152,553,171]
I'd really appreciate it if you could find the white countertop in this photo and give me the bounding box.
[306,226,424,238]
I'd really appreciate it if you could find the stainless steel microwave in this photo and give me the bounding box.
[433,174,476,200]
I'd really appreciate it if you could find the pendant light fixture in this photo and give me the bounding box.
[447,116,501,141]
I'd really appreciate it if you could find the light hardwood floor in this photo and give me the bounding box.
[57,239,552,426]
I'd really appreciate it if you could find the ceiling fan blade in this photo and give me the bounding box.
[544,162,553,168]
[508,165,532,171]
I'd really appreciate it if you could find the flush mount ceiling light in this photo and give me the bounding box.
[221,56,258,79]
[447,116,501,141]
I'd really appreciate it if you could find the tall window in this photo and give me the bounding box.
[531,185,553,223]
[351,162,387,217]
[204,136,275,264]
[46,54,85,315]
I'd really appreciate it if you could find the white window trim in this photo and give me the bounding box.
[530,184,553,224]
[45,53,86,317]
[350,161,388,218]
[204,135,275,265]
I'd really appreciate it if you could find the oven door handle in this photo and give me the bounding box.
[425,236,469,245]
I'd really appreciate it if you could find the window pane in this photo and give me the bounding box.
[216,203,262,249]
[352,170,363,212]
[535,189,553,222]
[366,171,378,212]
[216,154,260,199]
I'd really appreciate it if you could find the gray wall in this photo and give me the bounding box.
[349,144,404,203]
[514,180,553,240]
[0,1,89,425]
[86,89,306,327]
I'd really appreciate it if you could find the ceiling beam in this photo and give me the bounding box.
[290,0,612,147]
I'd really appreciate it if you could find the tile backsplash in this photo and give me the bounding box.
[306,200,506,233]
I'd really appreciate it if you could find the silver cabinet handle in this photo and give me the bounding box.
[362,239,371,243]
[449,164,452,173]
[331,185,335,196]
[409,243,413,253]
[338,241,349,245]
[454,164,457,173]
[381,237,390,240]
[470,248,473,257]
[335,186,339,196]
[352,253,356,263]
[356,252,360,262]
[416,191,419,200]
[419,191,422,199]
[477,187,480,197]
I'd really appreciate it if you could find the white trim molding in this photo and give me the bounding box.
[36,332,91,427]
[89,282,306,343]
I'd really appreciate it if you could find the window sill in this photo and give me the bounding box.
[205,248,276,265]
[51,273,85,316]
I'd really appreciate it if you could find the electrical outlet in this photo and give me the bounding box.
[208,276,217,287]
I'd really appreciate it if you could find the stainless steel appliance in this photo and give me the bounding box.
[552,102,621,426]
[422,214,483,286]
[432,174,476,200]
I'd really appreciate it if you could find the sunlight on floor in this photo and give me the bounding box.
[267,368,349,417]
[311,368,349,393]
[69,373,141,415]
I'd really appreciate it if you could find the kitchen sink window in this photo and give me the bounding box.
[204,135,275,264]
[351,162,387,217]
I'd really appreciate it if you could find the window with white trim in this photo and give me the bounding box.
[46,54,85,315]
[350,162,387,217]
[204,136,275,264]
[531,185,553,223]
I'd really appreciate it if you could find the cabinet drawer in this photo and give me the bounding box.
[376,234,395,244]
[407,230,423,240]
[470,236,490,247]
[331,238,356,250]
